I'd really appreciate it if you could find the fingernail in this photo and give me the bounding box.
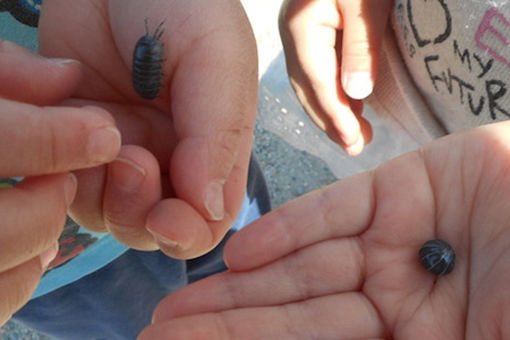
[87,126,121,163]
[40,242,59,269]
[49,58,80,66]
[147,229,180,250]
[110,158,146,192]
[343,72,373,100]
[204,181,224,221]
[64,173,78,206]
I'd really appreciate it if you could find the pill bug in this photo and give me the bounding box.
[132,19,165,100]
[419,239,455,275]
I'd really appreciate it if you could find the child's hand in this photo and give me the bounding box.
[39,0,258,259]
[0,41,120,326]
[141,121,510,339]
[279,0,393,155]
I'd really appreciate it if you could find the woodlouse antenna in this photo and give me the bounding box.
[144,18,149,36]
[154,19,166,39]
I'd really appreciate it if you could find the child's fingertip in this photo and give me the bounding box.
[345,133,365,156]
[343,72,373,100]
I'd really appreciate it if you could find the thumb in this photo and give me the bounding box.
[149,124,255,259]
[145,0,258,259]
[339,0,393,100]
[169,4,258,223]
[171,131,242,221]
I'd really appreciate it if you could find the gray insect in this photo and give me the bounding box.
[132,19,165,100]
[419,239,456,275]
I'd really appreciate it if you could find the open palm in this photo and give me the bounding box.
[38,0,258,258]
[141,122,510,339]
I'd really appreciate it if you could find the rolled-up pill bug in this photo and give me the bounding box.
[419,239,455,275]
[132,19,165,100]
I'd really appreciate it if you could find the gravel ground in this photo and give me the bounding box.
[1,0,419,338]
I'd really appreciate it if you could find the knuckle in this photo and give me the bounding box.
[213,126,243,172]
[47,121,60,174]
[37,111,63,174]
[344,39,378,59]
[39,107,91,173]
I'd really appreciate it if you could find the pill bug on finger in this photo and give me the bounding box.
[419,239,455,275]
[132,19,165,100]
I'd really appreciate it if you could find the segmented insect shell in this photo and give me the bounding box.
[132,19,165,100]
[419,239,455,275]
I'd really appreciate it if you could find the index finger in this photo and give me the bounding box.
[0,100,121,177]
[0,39,82,105]
[339,0,393,99]
[279,0,367,154]
[0,39,121,177]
